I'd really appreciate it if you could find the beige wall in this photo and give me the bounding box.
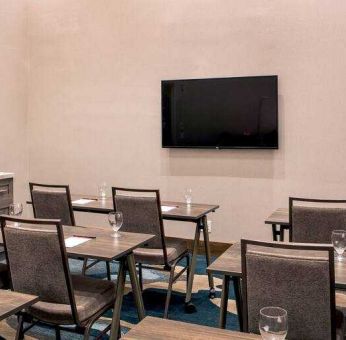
[25,1,346,242]
[0,0,28,202]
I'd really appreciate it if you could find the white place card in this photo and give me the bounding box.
[65,236,92,248]
[161,205,176,212]
[72,199,94,205]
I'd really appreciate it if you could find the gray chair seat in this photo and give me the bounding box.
[28,275,116,325]
[0,262,9,289]
[134,239,188,265]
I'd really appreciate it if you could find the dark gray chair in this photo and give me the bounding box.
[29,183,75,226]
[112,187,190,318]
[0,215,116,340]
[29,182,111,280]
[289,197,346,243]
[241,239,344,340]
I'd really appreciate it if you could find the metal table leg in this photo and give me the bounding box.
[271,224,280,241]
[219,275,230,329]
[232,277,243,331]
[272,224,287,242]
[15,314,24,340]
[127,252,145,320]
[184,222,201,313]
[279,227,285,241]
[202,216,215,298]
[110,258,126,340]
[106,261,112,281]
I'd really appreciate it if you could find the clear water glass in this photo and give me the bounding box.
[9,203,23,217]
[108,211,123,238]
[332,230,346,262]
[98,182,107,200]
[259,307,288,340]
[184,188,192,205]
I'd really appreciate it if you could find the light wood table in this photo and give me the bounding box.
[207,243,346,331]
[265,208,289,241]
[0,225,154,340]
[0,290,39,340]
[0,290,38,321]
[122,316,261,339]
[70,195,220,312]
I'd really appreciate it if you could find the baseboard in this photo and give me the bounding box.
[166,237,231,257]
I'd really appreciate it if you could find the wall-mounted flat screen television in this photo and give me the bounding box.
[162,75,278,149]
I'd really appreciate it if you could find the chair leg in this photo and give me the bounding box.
[83,323,92,340]
[138,263,143,292]
[106,261,111,281]
[82,258,88,275]
[15,314,24,340]
[55,326,61,340]
[164,265,175,319]
[186,254,190,293]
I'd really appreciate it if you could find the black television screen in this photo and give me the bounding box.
[162,75,278,149]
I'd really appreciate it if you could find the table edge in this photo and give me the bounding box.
[66,233,155,261]
[0,294,39,321]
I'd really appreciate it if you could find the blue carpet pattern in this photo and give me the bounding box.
[0,255,239,339]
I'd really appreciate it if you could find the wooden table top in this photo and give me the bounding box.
[122,316,261,339]
[264,208,289,225]
[0,290,39,321]
[71,195,219,222]
[0,225,154,262]
[207,243,346,289]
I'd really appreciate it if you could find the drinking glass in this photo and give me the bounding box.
[108,211,123,238]
[184,188,192,205]
[259,307,288,340]
[9,203,23,217]
[332,230,346,262]
[98,182,107,200]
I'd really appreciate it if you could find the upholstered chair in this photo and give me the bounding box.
[29,182,111,280]
[112,187,190,318]
[241,239,344,340]
[289,197,346,243]
[0,215,116,339]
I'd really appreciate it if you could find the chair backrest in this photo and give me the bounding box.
[241,239,336,340]
[112,187,168,261]
[30,182,75,226]
[289,197,346,243]
[0,215,79,324]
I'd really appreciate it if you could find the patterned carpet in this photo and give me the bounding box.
[0,256,239,339]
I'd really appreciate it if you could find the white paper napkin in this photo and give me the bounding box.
[65,236,92,248]
[161,205,176,212]
[72,199,94,205]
